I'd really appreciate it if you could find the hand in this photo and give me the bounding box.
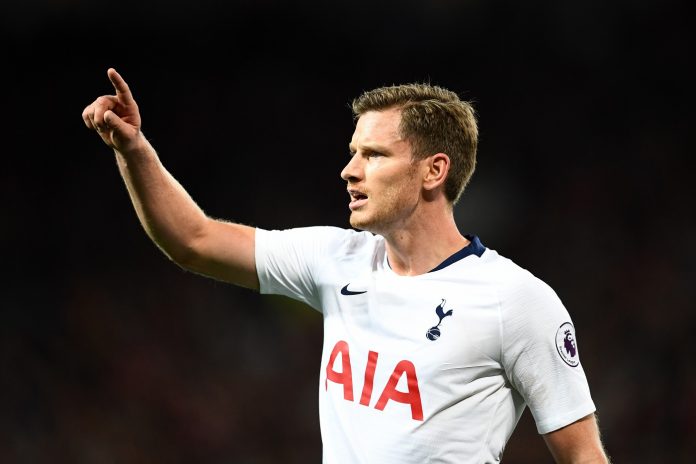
[82,68,142,153]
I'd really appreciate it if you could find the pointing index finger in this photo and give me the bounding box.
[107,67,135,104]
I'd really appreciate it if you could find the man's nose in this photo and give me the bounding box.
[341,155,363,182]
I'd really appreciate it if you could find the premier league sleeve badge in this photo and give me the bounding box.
[555,322,580,367]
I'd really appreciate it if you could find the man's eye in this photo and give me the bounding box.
[367,152,383,158]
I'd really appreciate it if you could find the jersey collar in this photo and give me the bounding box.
[428,235,485,273]
[385,235,486,273]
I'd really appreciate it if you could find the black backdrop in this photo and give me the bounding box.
[2,1,694,462]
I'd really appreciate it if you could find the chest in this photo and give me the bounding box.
[320,273,503,377]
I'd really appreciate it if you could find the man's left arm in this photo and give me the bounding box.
[499,274,610,462]
[543,413,610,463]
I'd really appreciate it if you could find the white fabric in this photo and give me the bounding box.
[255,226,596,464]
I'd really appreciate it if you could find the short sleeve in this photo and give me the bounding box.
[255,226,348,312]
[500,273,596,434]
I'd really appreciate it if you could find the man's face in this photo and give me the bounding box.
[341,108,423,234]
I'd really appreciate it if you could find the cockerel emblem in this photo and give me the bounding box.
[426,299,453,341]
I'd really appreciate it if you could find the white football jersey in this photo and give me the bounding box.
[255,226,596,463]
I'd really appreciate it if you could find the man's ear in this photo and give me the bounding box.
[422,153,450,192]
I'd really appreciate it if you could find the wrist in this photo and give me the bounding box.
[115,132,155,164]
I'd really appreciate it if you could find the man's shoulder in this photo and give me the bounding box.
[479,251,568,323]
[257,225,382,255]
[258,225,352,239]
[477,247,558,299]
[321,227,383,257]
[475,247,531,281]
[279,225,378,242]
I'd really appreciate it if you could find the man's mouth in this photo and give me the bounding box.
[348,189,368,210]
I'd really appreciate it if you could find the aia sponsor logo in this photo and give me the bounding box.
[324,340,423,421]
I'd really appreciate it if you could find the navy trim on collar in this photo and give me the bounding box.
[385,235,486,273]
[428,235,485,273]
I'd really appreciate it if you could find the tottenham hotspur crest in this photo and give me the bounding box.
[426,299,453,341]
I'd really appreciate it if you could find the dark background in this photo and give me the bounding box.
[2,0,694,462]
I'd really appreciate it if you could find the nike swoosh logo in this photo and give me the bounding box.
[340,284,367,296]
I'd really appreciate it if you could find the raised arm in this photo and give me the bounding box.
[82,68,258,290]
[543,413,610,463]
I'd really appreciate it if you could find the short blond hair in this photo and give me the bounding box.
[352,83,478,204]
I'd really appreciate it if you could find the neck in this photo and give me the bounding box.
[382,205,469,276]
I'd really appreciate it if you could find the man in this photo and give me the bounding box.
[82,68,610,463]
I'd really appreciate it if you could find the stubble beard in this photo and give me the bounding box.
[348,175,420,236]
